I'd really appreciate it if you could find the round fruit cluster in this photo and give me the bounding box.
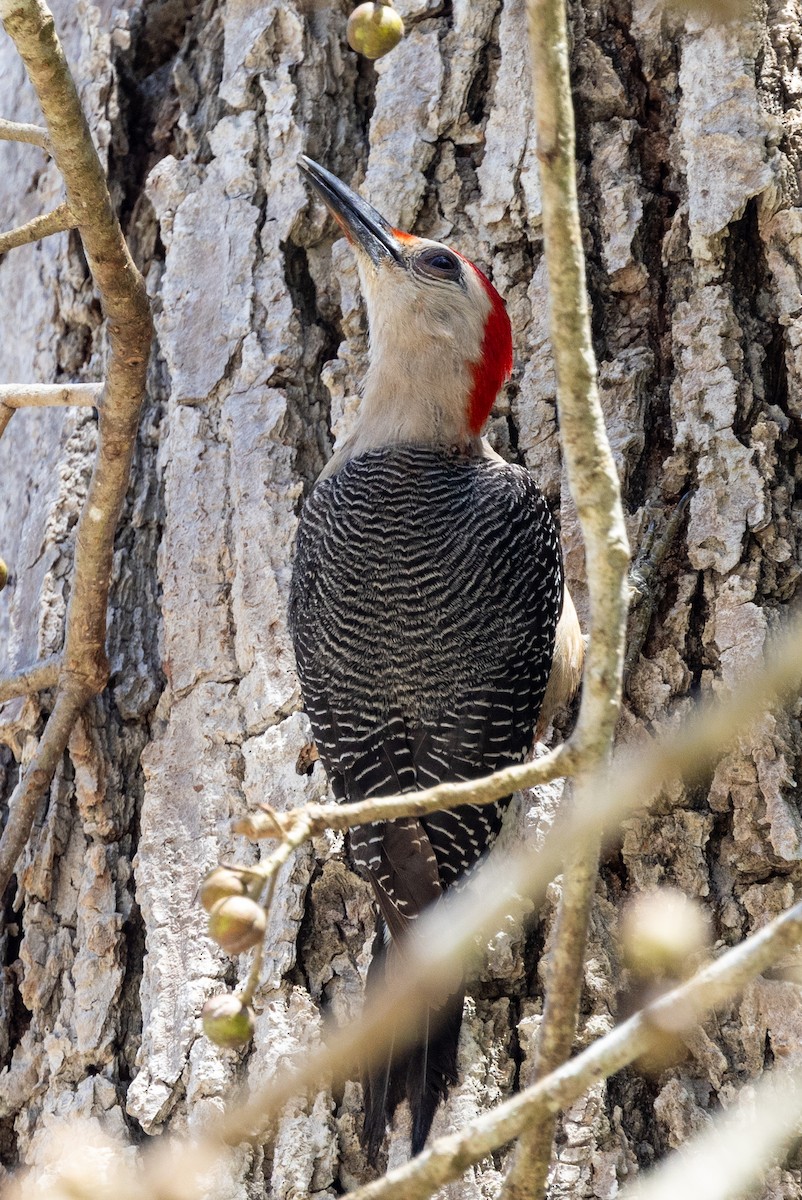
[199,866,266,1049]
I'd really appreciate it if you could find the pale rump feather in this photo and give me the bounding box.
[536,586,585,738]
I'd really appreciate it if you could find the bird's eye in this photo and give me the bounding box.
[416,248,461,280]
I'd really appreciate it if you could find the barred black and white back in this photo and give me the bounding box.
[289,442,563,1155]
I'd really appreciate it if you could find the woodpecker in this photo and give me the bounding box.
[289,157,583,1160]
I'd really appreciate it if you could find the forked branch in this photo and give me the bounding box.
[0,656,60,704]
[0,0,152,896]
[342,893,802,1200]
[0,199,76,253]
[0,115,48,149]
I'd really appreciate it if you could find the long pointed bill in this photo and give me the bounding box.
[298,155,406,267]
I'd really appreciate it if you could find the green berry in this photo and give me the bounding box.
[208,895,266,955]
[202,994,255,1048]
[347,2,404,59]
[200,866,247,913]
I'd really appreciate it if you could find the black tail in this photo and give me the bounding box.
[361,924,465,1164]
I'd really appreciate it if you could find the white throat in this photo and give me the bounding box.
[327,256,492,472]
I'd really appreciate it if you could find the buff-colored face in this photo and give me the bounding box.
[299,156,513,454]
[358,237,492,367]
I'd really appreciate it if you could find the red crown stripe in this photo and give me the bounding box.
[391,228,417,243]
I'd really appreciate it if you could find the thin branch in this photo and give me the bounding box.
[342,896,802,1200]
[0,404,13,440]
[499,0,631,1184]
[0,656,60,704]
[0,0,152,897]
[0,686,89,890]
[621,1068,802,1200]
[0,383,102,408]
[10,0,154,684]
[502,816,600,1199]
[239,867,284,1007]
[233,816,315,1010]
[0,116,49,149]
[0,200,76,253]
[532,18,629,767]
[236,745,570,844]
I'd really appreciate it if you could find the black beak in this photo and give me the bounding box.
[298,155,405,267]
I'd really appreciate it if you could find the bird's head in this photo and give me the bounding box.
[300,156,513,457]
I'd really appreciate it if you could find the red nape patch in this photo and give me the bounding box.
[464,262,513,435]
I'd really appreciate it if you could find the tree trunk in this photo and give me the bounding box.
[1,0,801,1195]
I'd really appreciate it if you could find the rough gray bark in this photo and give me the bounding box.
[1,0,801,1196]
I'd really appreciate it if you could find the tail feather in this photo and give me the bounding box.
[407,987,464,1157]
[361,923,464,1164]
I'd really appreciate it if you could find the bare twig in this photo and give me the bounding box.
[498,0,631,1187]
[0,0,152,897]
[530,22,629,766]
[233,818,309,1006]
[622,1068,802,1200]
[342,896,802,1200]
[0,383,102,407]
[0,115,49,149]
[504,812,600,1197]
[236,746,570,844]
[0,404,13,440]
[238,867,284,1008]
[0,199,76,253]
[0,656,60,704]
[0,688,87,889]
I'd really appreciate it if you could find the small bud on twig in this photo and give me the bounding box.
[620,887,711,982]
[619,888,712,1076]
[208,895,267,955]
[201,994,255,1048]
[199,866,248,913]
